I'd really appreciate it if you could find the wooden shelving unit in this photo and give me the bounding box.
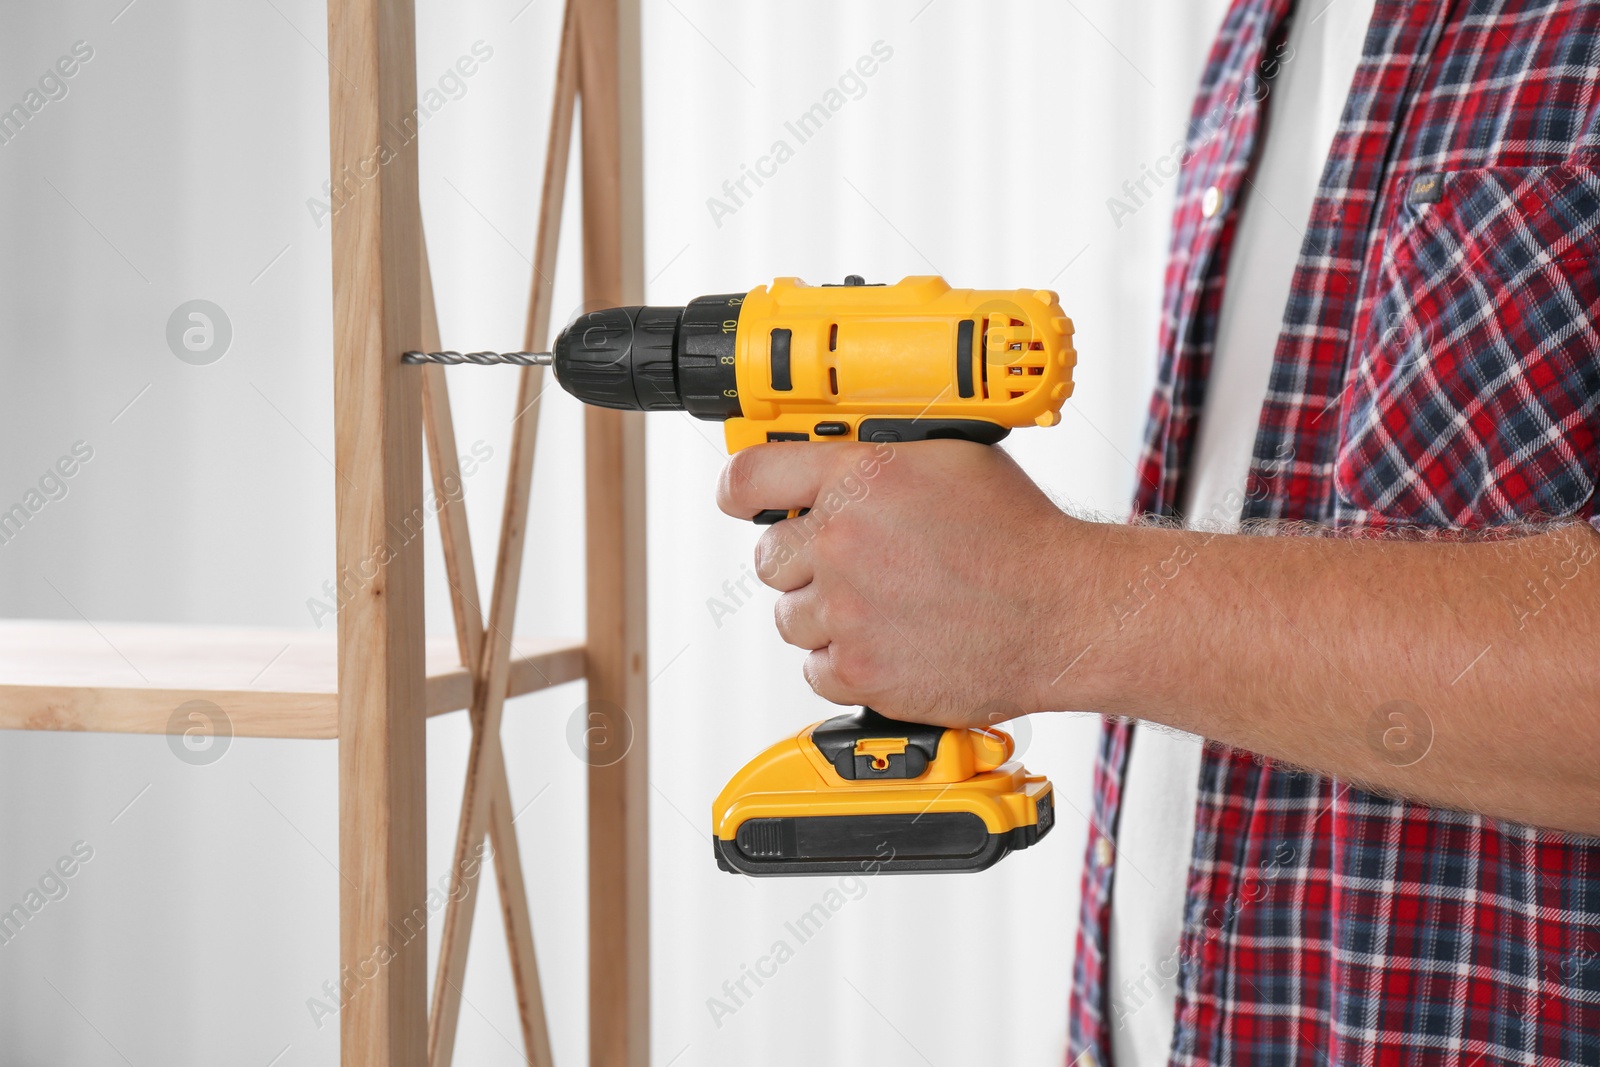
[0,1,649,1065]
[0,620,585,738]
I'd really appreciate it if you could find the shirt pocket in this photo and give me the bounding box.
[1334,164,1600,527]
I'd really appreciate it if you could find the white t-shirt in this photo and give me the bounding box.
[1107,3,1376,1064]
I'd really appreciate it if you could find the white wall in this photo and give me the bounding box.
[0,1,1228,1064]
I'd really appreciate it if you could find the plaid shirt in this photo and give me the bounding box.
[1069,1,1600,1064]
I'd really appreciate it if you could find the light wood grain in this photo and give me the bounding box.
[428,338,545,1062]
[426,6,578,1060]
[0,619,365,695]
[0,688,335,739]
[419,236,486,674]
[428,637,586,720]
[575,0,650,1063]
[484,758,556,1067]
[482,7,578,1062]
[417,232,556,1067]
[327,0,432,1059]
[0,619,582,738]
[417,22,574,1051]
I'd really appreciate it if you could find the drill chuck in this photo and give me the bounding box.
[549,294,746,420]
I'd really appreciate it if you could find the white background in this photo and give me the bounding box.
[0,1,1228,1063]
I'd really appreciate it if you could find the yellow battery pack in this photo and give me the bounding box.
[713,708,1054,876]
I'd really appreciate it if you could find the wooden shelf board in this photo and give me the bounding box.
[0,619,585,739]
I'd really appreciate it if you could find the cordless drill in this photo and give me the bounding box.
[407,275,1076,875]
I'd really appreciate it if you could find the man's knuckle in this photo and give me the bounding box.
[759,529,805,585]
[802,652,830,694]
[773,596,801,639]
[753,531,780,576]
[725,449,762,502]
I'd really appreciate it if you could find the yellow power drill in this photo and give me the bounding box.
[405,275,1077,876]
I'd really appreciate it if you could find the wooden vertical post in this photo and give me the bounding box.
[328,0,428,1064]
[575,0,649,1064]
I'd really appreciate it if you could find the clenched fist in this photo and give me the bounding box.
[716,440,1109,727]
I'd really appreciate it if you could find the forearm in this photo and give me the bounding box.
[1072,519,1600,834]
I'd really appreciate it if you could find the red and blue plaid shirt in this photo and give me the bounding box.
[1069,1,1600,1064]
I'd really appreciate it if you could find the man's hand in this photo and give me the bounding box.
[716,438,1600,836]
[716,440,1106,727]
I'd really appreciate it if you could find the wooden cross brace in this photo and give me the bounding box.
[417,7,575,1065]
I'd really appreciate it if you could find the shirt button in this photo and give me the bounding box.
[1095,837,1114,867]
[1202,185,1222,218]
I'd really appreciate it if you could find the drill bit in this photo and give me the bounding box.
[402,350,552,366]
